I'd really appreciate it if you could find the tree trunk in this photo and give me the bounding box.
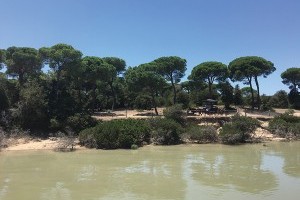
[109,82,116,111]
[170,78,176,104]
[151,94,158,115]
[77,86,82,112]
[56,70,61,101]
[254,76,261,110]
[248,77,255,110]
[92,85,97,111]
[208,81,212,99]
[18,72,24,86]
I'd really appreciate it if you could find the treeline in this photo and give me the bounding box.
[0,44,300,135]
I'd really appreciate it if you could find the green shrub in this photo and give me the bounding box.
[185,125,218,143]
[269,113,300,138]
[163,104,186,125]
[134,94,153,110]
[0,86,9,112]
[15,81,49,132]
[149,118,183,145]
[277,112,300,123]
[66,113,98,134]
[79,119,150,149]
[78,126,97,148]
[219,115,260,144]
[94,123,120,149]
[0,128,6,149]
[49,118,62,131]
[268,118,289,137]
[289,123,300,136]
[131,144,138,150]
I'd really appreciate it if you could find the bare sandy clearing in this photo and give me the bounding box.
[3,137,86,151]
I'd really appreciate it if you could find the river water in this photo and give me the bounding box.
[0,142,300,200]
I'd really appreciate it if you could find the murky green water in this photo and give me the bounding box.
[1,142,300,200]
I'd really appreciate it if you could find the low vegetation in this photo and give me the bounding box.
[79,119,151,149]
[78,110,265,149]
[184,125,218,143]
[0,128,5,149]
[163,104,186,125]
[149,118,183,145]
[269,111,300,139]
[55,131,76,151]
[219,115,260,144]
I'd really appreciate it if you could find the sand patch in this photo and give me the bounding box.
[3,137,86,151]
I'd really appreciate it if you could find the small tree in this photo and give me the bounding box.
[281,68,300,89]
[0,86,9,112]
[154,56,187,104]
[126,64,166,115]
[39,44,82,120]
[0,49,5,70]
[233,85,243,106]
[269,90,289,108]
[281,68,300,109]
[229,56,275,110]
[102,57,126,110]
[16,81,49,132]
[218,81,234,109]
[288,88,300,109]
[163,104,186,125]
[189,61,228,98]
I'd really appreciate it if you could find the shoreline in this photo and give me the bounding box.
[1,137,87,151]
[2,108,298,152]
[1,133,286,152]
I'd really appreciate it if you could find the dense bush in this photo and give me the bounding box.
[0,86,9,112]
[134,94,153,110]
[269,113,300,138]
[260,95,272,111]
[149,118,183,145]
[78,126,97,148]
[14,81,49,131]
[184,125,218,143]
[219,115,260,144]
[79,119,151,149]
[163,104,186,125]
[49,118,62,131]
[0,128,5,149]
[66,113,98,133]
[269,90,289,108]
[176,91,190,109]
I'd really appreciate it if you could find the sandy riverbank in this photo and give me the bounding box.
[1,129,285,151]
[2,108,298,151]
[1,137,86,151]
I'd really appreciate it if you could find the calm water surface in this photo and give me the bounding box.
[0,142,300,200]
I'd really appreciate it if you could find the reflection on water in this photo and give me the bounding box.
[266,142,300,177]
[77,165,97,182]
[41,182,71,200]
[189,146,278,194]
[0,178,10,199]
[0,142,300,200]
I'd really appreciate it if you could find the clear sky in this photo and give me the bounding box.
[1,0,300,95]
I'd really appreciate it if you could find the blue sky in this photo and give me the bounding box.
[1,0,300,95]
